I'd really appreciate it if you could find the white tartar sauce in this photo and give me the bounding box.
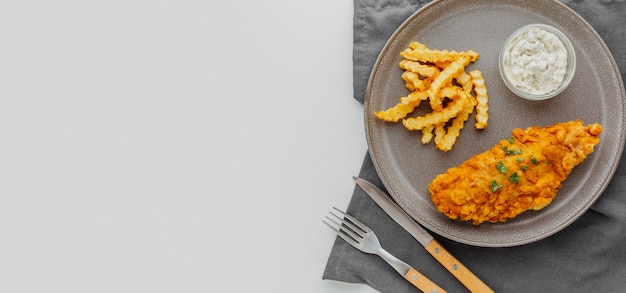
[501,26,568,95]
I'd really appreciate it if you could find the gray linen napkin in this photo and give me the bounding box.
[323,0,626,292]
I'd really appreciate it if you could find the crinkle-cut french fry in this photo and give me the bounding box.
[402,71,428,92]
[434,123,446,146]
[434,61,451,69]
[373,40,489,151]
[421,125,434,144]
[399,60,440,77]
[455,70,473,92]
[374,91,429,122]
[408,41,427,50]
[402,71,417,91]
[429,86,460,112]
[438,86,461,99]
[436,92,477,152]
[400,46,480,64]
[402,97,469,131]
[428,56,470,99]
[470,70,489,129]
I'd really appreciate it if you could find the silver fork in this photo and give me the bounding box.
[324,207,446,293]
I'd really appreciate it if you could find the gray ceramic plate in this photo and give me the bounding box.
[365,0,626,247]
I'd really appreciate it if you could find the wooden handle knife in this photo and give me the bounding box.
[354,177,494,293]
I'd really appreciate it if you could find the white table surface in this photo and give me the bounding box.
[0,1,377,292]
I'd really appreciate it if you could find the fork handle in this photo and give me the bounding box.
[404,268,447,293]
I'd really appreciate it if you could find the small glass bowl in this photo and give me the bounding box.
[499,24,576,101]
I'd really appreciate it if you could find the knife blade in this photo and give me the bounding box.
[354,176,494,293]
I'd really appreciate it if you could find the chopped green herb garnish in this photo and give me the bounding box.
[530,156,539,165]
[521,165,528,171]
[508,137,515,144]
[509,172,520,184]
[516,157,524,163]
[502,146,523,155]
[496,161,508,174]
[491,180,503,192]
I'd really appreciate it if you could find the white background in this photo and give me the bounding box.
[0,1,377,292]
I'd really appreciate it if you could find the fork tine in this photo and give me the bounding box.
[327,207,370,244]
[331,207,369,233]
[336,221,363,243]
[323,216,360,246]
[331,213,364,243]
[324,212,343,227]
[326,212,364,243]
[325,221,358,245]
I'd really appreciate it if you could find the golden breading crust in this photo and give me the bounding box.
[429,120,602,224]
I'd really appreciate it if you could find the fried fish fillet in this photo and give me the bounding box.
[429,120,602,224]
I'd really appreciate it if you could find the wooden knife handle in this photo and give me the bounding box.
[425,240,494,293]
[404,267,447,293]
